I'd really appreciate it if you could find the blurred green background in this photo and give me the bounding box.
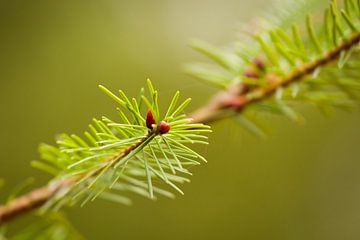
[1,0,360,239]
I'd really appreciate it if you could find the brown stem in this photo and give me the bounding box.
[0,185,58,223]
[1,29,360,227]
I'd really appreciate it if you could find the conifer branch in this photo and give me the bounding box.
[2,0,360,235]
[190,29,360,124]
[189,0,360,128]
[0,129,156,224]
[0,81,210,226]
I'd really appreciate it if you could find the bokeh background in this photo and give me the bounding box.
[1,0,360,239]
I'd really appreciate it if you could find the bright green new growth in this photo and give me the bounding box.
[32,79,211,210]
[4,0,360,239]
[187,0,360,133]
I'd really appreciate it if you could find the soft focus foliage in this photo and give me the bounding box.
[1,0,360,240]
[1,213,83,240]
[187,0,360,134]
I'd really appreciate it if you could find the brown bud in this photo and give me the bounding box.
[158,121,170,134]
[244,67,259,79]
[146,110,156,129]
[223,95,246,111]
[253,57,265,71]
[239,83,250,94]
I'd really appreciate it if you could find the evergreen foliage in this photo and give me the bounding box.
[186,0,360,133]
[2,0,360,239]
[32,79,210,210]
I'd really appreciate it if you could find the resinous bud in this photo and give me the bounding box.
[146,110,156,129]
[158,121,170,134]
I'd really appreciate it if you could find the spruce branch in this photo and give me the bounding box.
[188,0,360,127]
[0,80,210,225]
[190,29,360,124]
[2,0,360,235]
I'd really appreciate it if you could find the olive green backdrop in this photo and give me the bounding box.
[1,0,360,239]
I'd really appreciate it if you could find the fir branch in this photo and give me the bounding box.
[189,0,360,125]
[2,0,360,232]
[0,80,210,225]
[190,29,360,124]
